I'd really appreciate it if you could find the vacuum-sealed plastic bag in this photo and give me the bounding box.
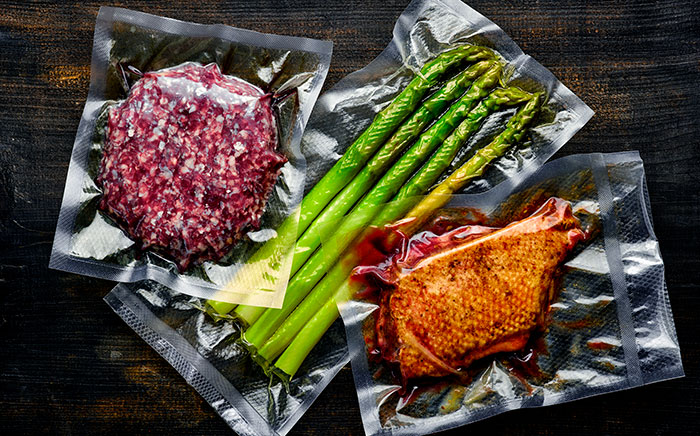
[104,280,348,436]
[50,7,332,308]
[340,151,683,436]
[232,0,594,389]
[301,0,593,197]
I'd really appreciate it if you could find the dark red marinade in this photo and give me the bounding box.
[97,63,286,271]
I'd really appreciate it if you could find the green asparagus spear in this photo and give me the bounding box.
[290,60,496,275]
[296,45,493,233]
[405,92,544,231]
[257,87,533,363]
[230,61,495,325]
[273,93,544,378]
[272,281,351,380]
[241,64,503,346]
[207,45,493,316]
[372,86,534,225]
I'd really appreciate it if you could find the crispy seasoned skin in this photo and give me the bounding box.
[377,198,584,381]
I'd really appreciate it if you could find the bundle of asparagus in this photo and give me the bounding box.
[208,44,544,380]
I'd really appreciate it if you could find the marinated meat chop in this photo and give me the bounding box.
[377,198,584,380]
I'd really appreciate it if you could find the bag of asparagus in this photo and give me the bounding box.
[210,0,593,381]
[340,152,682,435]
[105,0,594,433]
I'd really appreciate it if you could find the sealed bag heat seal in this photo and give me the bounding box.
[340,151,683,436]
[50,7,333,308]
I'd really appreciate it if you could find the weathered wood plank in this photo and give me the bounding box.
[1,1,698,435]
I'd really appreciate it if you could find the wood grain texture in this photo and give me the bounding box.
[1,0,698,435]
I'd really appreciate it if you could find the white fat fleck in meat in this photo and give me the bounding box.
[233,141,245,153]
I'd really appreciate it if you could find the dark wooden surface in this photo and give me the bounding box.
[1,1,699,434]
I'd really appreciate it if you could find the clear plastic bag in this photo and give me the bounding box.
[340,152,683,435]
[50,7,333,307]
[300,0,593,197]
[241,0,596,387]
[104,280,348,436]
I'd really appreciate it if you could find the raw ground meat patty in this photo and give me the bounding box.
[97,62,286,270]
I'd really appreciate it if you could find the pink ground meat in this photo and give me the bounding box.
[97,62,286,270]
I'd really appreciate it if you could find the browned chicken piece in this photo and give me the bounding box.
[377,197,584,381]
